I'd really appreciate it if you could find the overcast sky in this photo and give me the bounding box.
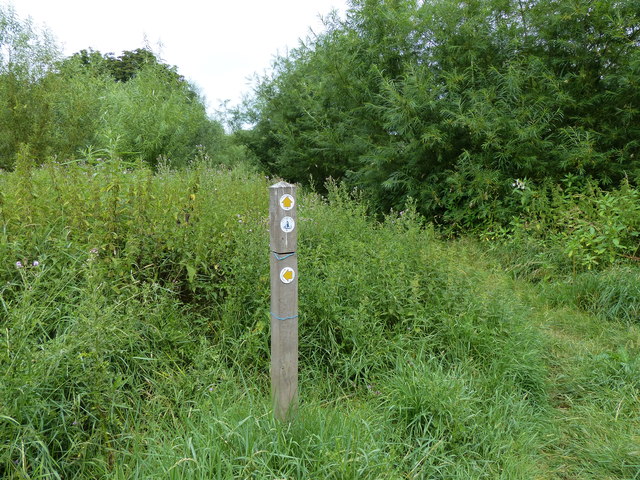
[11,0,348,114]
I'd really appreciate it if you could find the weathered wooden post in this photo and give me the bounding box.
[269,182,298,421]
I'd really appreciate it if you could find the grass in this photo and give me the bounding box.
[482,237,640,478]
[1,158,639,478]
[536,306,640,479]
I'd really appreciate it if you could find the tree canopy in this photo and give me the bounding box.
[68,47,189,85]
[0,6,223,169]
[241,0,640,228]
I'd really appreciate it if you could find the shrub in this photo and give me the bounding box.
[95,63,225,168]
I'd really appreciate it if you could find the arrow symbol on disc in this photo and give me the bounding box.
[283,269,294,281]
[280,267,295,283]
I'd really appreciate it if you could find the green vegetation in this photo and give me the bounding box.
[0,5,223,170]
[240,0,640,230]
[1,2,639,479]
[1,159,638,479]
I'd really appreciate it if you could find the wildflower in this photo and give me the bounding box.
[15,261,23,269]
[366,384,381,395]
[32,260,39,267]
[512,179,526,190]
[89,248,99,255]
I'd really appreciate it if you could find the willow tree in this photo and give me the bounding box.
[0,4,59,168]
[243,0,640,228]
[0,6,224,170]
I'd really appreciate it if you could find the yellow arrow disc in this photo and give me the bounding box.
[280,194,294,211]
[279,267,295,284]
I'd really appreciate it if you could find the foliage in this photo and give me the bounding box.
[93,61,224,167]
[497,178,640,272]
[241,0,640,229]
[68,47,188,84]
[0,8,223,169]
[0,160,541,477]
[1,1,639,476]
[1,161,638,478]
[0,4,58,80]
[0,4,60,168]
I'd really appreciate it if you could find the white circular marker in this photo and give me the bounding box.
[280,216,295,233]
[279,194,295,211]
[279,267,295,284]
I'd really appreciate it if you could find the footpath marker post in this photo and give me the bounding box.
[269,182,298,421]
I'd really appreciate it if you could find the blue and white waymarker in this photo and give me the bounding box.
[280,216,295,233]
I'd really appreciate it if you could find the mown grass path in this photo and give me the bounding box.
[449,239,640,479]
[538,307,640,479]
[486,263,640,478]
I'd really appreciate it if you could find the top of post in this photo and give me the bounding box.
[270,181,295,190]
[269,181,297,253]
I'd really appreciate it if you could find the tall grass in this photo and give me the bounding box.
[542,267,640,323]
[1,157,638,478]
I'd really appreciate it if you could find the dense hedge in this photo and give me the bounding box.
[241,0,640,229]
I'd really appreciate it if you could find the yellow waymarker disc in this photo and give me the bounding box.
[279,267,295,284]
[279,194,295,211]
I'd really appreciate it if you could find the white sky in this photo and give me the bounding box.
[10,0,348,114]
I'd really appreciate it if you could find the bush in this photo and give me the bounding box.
[96,63,225,168]
[493,178,640,275]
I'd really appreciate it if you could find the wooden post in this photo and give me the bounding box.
[269,182,298,421]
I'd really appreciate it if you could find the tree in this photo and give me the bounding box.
[242,0,640,228]
[57,48,218,167]
[0,4,60,168]
[96,61,224,167]
[0,7,224,171]
[67,47,189,86]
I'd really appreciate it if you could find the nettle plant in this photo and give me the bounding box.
[557,182,640,270]
[515,179,640,271]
